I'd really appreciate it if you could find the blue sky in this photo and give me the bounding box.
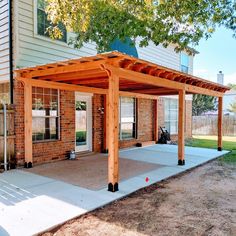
[193,27,236,85]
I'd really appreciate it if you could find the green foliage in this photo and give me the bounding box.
[76,101,86,111]
[76,131,86,143]
[227,83,236,90]
[45,0,236,52]
[192,94,217,116]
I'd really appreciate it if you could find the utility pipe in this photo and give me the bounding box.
[9,0,14,104]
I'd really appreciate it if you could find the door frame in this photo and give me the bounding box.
[75,92,93,152]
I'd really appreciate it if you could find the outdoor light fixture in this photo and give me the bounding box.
[98,107,104,114]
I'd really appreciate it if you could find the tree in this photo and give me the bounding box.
[227,83,236,90]
[192,94,217,116]
[45,0,236,52]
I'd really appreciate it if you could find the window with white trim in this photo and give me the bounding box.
[164,98,178,134]
[32,87,60,141]
[37,0,67,43]
[180,52,189,73]
[119,97,136,140]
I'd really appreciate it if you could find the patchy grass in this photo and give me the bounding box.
[186,138,236,164]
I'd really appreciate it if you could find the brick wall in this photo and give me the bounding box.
[32,90,75,165]
[14,81,75,166]
[92,94,104,152]
[14,81,25,165]
[14,84,192,166]
[119,98,155,149]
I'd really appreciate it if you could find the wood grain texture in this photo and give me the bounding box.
[178,90,185,161]
[108,74,119,184]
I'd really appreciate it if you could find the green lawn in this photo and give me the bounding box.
[186,138,236,164]
[76,131,86,142]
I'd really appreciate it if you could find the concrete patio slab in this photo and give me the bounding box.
[26,153,162,190]
[0,145,229,236]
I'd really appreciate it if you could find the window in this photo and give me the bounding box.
[164,98,178,134]
[32,87,59,141]
[37,0,67,42]
[180,52,189,73]
[119,97,136,140]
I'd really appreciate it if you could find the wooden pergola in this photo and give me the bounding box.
[15,51,230,192]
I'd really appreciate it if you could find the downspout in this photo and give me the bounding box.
[9,0,14,104]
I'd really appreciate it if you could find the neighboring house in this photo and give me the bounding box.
[1,0,197,167]
[223,89,236,115]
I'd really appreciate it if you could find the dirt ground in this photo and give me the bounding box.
[41,160,236,236]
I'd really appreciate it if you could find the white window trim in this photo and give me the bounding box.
[180,52,189,73]
[33,0,68,46]
[75,92,93,152]
[119,97,137,140]
[164,98,178,135]
[32,88,60,142]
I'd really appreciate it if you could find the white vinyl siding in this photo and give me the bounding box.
[0,0,10,83]
[16,0,97,68]
[136,39,180,71]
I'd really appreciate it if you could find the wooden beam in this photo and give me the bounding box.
[102,64,224,97]
[18,76,158,100]
[153,99,159,142]
[41,72,107,82]
[24,79,33,168]
[38,69,105,80]
[178,90,185,165]
[102,64,184,90]
[218,96,223,151]
[184,84,223,97]
[129,88,175,93]
[108,74,119,192]
[119,91,158,100]
[17,77,108,95]
[69,78,108,85]
[24,61,104,78]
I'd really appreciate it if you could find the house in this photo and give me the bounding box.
[0,0,229,191]
[223,89,236,114]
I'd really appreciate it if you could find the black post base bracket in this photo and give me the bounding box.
[108,182,119,192]
[178,159,185,166]
[102,149,109,154]
[218,147,222,151]
[24,162,33,168]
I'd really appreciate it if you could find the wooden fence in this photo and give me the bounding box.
[192,115,236,136]
[0,105,15,170]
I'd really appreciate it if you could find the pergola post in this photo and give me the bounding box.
[154,99,159,142]
[178,90,185,165]
[218,96,223,151]
[107,73,119,192]
[24,79,33,168]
